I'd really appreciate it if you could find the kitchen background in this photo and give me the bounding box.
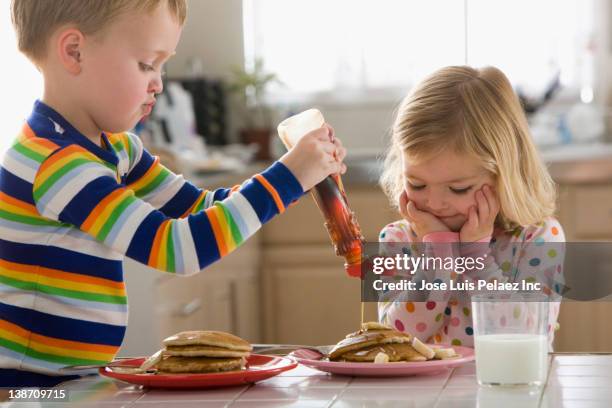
[2,0,612,354]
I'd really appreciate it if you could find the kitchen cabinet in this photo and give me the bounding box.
[260,186,395,345]
[554,182,612,352]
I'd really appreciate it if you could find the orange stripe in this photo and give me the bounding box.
[180,191,206,218]
[254,174,285,213]
[81,188,126,231]
[0,192,38,214]
[0,320,117,354]
[0,259,125,290]
[148,220,169,268]
[37,145,83,172]
[207,209,228,257]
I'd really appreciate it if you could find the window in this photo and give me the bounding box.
[0,5,43,156]
[244,0,595,103]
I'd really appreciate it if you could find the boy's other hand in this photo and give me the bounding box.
[279,124,346,191]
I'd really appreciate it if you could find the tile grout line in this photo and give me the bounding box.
[325,374,355,408]
[226,383,253,407]
[431,367,455,408]
[537,354,555,408]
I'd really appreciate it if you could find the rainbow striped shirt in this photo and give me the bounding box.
[0,100,303,378]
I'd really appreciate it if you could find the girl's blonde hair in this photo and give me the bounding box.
[380,66,556,230]
[11,0,187,63]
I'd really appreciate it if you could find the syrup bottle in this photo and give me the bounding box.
[278,109,364,278]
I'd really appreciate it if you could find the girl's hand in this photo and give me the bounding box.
[459,185,500,242]
[398,191,449,241]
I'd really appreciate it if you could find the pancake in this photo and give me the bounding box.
[340,343,427,362]
[164,344,250,358]
[142,330,252,374]
[328,327,412,361]
[156,355,246,373]
[162,331,252,352]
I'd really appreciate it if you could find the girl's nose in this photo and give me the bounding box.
[425,193,447,212]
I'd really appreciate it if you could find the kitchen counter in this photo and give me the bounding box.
[188,142,612,189]
[5,353,612,407]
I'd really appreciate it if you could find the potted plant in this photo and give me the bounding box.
[228,58,281,160]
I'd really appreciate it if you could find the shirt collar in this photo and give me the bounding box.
[27,100,119,166]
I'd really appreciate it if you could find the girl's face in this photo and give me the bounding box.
[402,149,496,232]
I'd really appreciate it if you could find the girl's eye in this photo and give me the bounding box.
[139,62,155,72]
[407,182,425,191]
[450,186,472,194]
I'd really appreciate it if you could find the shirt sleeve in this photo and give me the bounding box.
[122,132,241,218]
[32,144,303,275]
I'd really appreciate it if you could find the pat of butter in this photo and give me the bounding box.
[374,352,389,363]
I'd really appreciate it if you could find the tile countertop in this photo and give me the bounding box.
[4,354,612,407]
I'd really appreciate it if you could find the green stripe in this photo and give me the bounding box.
[97,195,136,241]
[194,192,208,212]
[217,202,244,246]
[13,142,45,163]
[135,168,170,197]
[166,224,175,273]
[0,275,127,305]
[34,157,94,201]
[0,209,64,226]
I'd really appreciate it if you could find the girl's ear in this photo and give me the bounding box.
[57,28,85,75]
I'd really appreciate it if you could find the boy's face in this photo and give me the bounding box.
[402,149,496,232]
[79,5,182,133]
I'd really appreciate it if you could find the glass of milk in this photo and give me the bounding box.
[472,292,549,387]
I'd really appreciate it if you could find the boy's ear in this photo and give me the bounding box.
[57,28,85,75]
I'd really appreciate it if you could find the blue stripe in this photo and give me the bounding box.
[0,238,123,282]
[36,162,106,214]
[240,177,278,224]
[0,166,36,205]
[125,147,155,186]
[188,212,220,269]
[59,175,123,228]
[212,188,232,202]
[125,211,163,265]
[0,302,125,346]
[158,182,201,218]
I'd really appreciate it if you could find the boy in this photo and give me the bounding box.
[2,0,346,386]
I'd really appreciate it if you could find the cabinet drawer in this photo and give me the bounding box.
[573,185,612,238]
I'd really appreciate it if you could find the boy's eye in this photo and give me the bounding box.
[450,186,472,194]
[407,182,425,191]
[139,62,155,72]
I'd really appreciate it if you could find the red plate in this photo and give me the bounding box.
[99,354,297,389]
[289,345,475,377]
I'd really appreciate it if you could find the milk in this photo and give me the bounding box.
[474,334,548,385]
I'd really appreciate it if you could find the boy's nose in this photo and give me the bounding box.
[149,76,163,95]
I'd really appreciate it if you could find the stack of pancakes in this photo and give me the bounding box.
[328,322,430,363]
[142,330,252,373]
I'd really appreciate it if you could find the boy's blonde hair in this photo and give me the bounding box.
[380,66,556,230]
[11,0,187,63]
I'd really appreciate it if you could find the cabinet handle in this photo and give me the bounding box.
[175,298,202,317]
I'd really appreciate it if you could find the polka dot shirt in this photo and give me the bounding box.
[377,218,564,349]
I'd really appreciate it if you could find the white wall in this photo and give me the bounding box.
[167,0,246,143]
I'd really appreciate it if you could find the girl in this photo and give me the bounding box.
[378,66,564,348]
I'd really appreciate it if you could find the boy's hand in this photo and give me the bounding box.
[398,191,449,241]
[279,124,346,191]
[459,185,499,242]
